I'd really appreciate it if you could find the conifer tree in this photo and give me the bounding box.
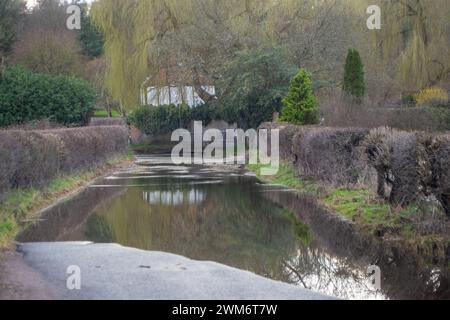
[280,68,319,125]
[343,49,365,103]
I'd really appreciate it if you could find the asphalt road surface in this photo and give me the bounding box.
[17,242,332,300]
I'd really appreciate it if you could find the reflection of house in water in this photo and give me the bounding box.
[141,85,216,108]
[143,189,206,206]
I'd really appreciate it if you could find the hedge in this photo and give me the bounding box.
[0,67,96,127]
[0,126,128,196]
[261,123,450,216]
[292,127,370,185]
[90,117,126,127]
[128,104,215,135]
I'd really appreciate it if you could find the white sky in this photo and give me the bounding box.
[26,0,93,9]
[26,0,38,9]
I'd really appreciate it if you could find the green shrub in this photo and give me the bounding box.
[190,103,217,125]
[128,104,192,135]
[279,69,319,125]
[402,94,417,107]
[128,104,218,135]
[215,47,297,129]
[0,67,96,127]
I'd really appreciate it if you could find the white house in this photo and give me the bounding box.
[141,85,216,108]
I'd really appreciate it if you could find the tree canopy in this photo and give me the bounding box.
[0,0,25,58]
[89,0,450,111]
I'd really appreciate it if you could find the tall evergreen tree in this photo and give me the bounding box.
[343,48,365,103]
[78,3,104,59]
[0,0,25,75]
[280,68,319,125]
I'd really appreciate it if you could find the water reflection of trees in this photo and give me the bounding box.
[263,189,450,300]
[22,165,450,300]
[18,186,125,242]
[85,215,114,243]
[88,179,299,279]
[85,178,390,299]
[280,247,384,300]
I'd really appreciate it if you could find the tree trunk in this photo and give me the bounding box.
[193,67,216,103]
[0,56,5,79]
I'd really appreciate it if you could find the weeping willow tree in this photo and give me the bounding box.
[92,0,450,109]
[91,0,338,111]
[369,0,450,92]
[90,0,265,110]
[91,0,193,110]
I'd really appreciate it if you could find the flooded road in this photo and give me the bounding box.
[18,155,450,300]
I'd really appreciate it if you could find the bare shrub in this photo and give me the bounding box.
[260,122,299,163]
[427,134,450,215]
[292,127,370,185]
[261,122,450,216]
[0,126,128,197]
[89,117,126,127]
[321,99,389,128]
[2,119,63,131]
[321,99,450,132]
[363,127,433,206]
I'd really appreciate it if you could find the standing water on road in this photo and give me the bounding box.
[18,155,450,300]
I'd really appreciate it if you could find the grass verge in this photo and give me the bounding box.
[93,109,122,118]
[0,153,134,249]
[248,162,447,241]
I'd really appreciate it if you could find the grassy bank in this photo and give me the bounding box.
[248,163,449,244]
[0,153,134,249]
[93,109,122,118]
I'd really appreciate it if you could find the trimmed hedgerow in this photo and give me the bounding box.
[261,123,450,216]
[0,67,96,127]
[90,117,126,127]
[293,127,370,185]
[260,122,300,164]
[364,127,431,205]
[128,104,217,135]
[0,126,128,196]
[128,104,192,135]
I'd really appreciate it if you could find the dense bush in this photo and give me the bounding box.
[128,104,191,135]
[128,104,217,135]
[280,69,320,125]
[0,126,128,196]
[0,67,96,127]
[215,47,297,129]
[190,103,218,125]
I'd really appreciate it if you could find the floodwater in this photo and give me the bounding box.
[18,155,450,300]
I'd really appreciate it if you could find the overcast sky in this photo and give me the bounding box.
[26,0,37,9]
[26,0,93,9]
